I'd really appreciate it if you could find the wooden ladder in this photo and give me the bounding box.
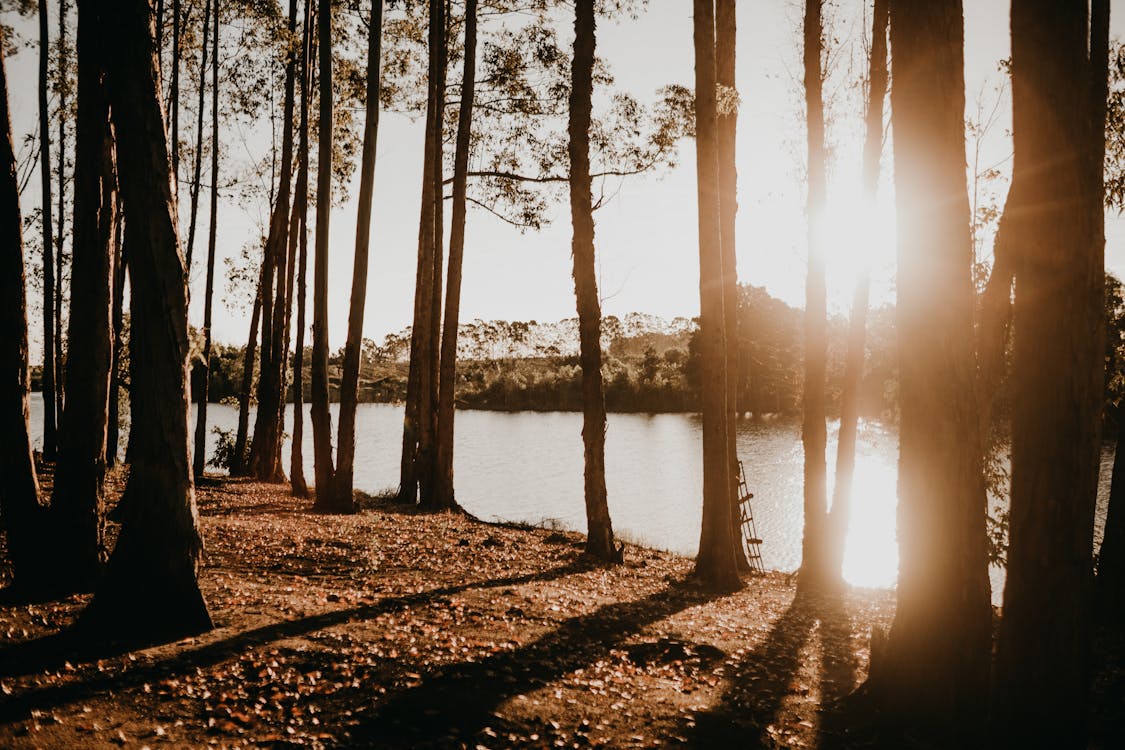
[736,460,765,574]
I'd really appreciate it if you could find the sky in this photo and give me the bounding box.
[6,0,1125,353]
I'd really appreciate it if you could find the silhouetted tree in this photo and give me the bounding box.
[290,0,313,499]
[184,0,209,271]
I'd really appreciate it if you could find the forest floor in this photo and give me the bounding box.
[0,473,1122,749]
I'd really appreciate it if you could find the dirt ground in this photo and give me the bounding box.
[0,475,1120,749]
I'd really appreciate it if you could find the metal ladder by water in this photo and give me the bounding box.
[736,460,765,574]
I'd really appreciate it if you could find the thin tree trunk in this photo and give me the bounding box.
[330,0,383,513]
[866,0,991,733]
[231,276,262,475]
[249,0,299,483]
[434,0,477,511]
[184,0,210,272]
[38,0,58,462]
[995,2,1108,745]
[289,0,313,499]
[82,0,212,640]
[55,0,67,427]
[824,0,888,587]
[798,0,829,594]
[191,0,219,480]
[107,195,124,469]
[49,0,117,591]
[309,0,336,500]
[691,0,739,592]
[0,38,47,592]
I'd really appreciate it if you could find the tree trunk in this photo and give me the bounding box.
[715,0,744,571]
[416,0,447,510]
[865,0,991,733]
[691,0,739,592]
[81,0,212,640]
[191,0,219,480]
[289,0,313,500]
[49,1,117,591]
[107,193,124,468]
[309,0,336,502]
[38,0,58,463]
[231,274,262,475]
[434,0,477,512]
[249,0,299,484]
[995,2,1108,745]
[184,0,210,272]
[797,0,829,595]
[824,0,888,587]
[0,39,47,592]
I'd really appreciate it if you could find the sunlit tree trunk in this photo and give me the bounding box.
[0,39,47,592]
[38,0,58,462]
[82,0,211,639]
[692,0,739,592]
[184,0,210,272]
[192,0,219,480]
[309,0,336,502]
[866,0,991,733]
[995,2,1108,745]
[49,0,117,590]
[434,0,478,512]
[824,0,888,587]
[331,0,383,513]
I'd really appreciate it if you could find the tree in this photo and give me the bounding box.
[797,0,828,594]
[823,0,889,587]
[434,0,478,511]
[994,1,1108,745]
[80,0,211,639]
[38,0,58,462]
[183,0,210,271]
[309,0,335,502]
[691,0,739,592]
[49,0,117,590]
[0,32,47,593]
[566,0,617,561]
[191,0,219,479]
[864,0,991,733]
[54,0,68,423]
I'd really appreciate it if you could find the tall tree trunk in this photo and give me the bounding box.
[995,2,1108,745]
[309,0,336,500]
[81,0,212,640]
[107,195,124,469]
[798,0,829,594]
[416,0,447,510]
[191,0,219,480]
[231,279,262,475]
[866,0,991,733]
[330,0,383,513]
[55,0,67,428]
[715,0,744,571]
[399,0,443,506]
[289,0,313,499]
[249,0,299,483]
[434,0,477,511]
[38,0,58,462]
[691,0,739,592]
[184,0,210,272]
[566,0,615,561]
[0,39,47,592]
[49,0,117,591]
[824,0,888,587]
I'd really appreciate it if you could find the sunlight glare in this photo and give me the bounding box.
[839,443,900,589]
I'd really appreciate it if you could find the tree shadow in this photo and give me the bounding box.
[0,560,594,722]
[345,579,723,747]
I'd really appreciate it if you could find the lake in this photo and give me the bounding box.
[27,395,1112,602]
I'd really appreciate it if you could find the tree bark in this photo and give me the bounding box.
[184,0,210,273]
[81,0,212,640]
[434,0,478,512]
[106,193,124,468]
[192,0,219,480]
[995,2,1107,745]
[38,0,58,462]
[691,0,739,592]
[49,0,117,591]
[309,0,336,501]
[866,0,991,733]
[824,0,888,587]
[797,0,829,595]
[0,38,47,592]
[249,0,300,483]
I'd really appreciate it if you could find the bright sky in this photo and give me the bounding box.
[6,1,1125,353]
